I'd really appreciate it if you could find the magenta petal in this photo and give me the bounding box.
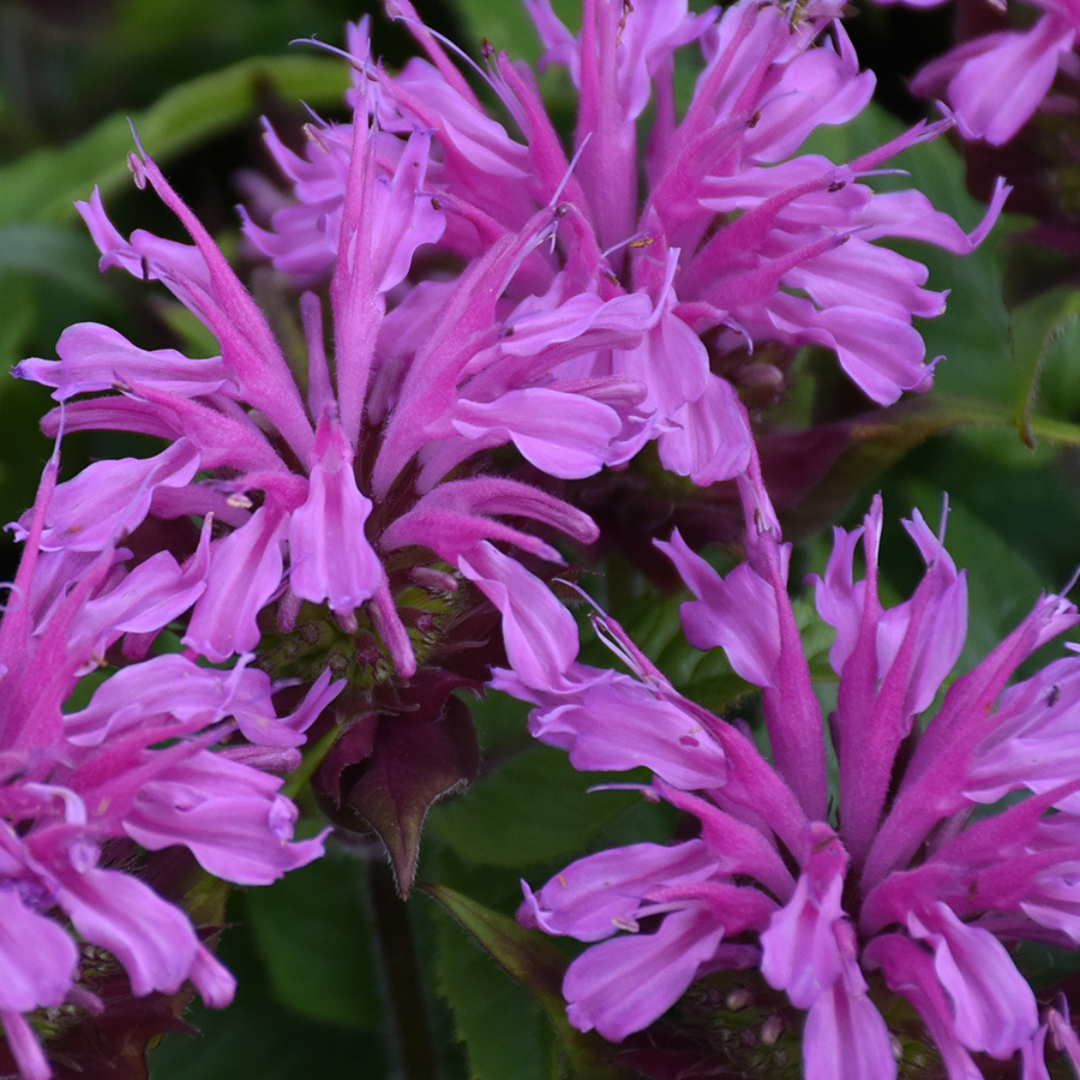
[760,824,849,1008]
[27,440,200,555]
[381,475,597,563]
[73,537,210,657]
[656,373,752,486]
[946,16,1075,146]
[563,907,725,1042]
[458,541,578,690]
[879,509,967,718]
[866,933,989,1080]
[184,505,287,662]
[967,659,1080,806]
[188,945,236,1009]
[520,839,718,942]
[65,654,304,749]
[56,866,199,997]
[0,1010,52,1080]
[803,976,897,1080]
[288,414,380,615]
[368,127,446,293]
[657,529,781,687]
[124,751,326,885]
[275,667,344,738]
[812,307,931,405]
[810,520,870,677]
[908,901,1039,1058]
[117,149,316,463]
[15,321,230,402]
[0,890,77,1012]
[529,676,728,790]
[452,388,622,478]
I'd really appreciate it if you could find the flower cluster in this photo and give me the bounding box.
[477,453,1080,1078]
[11,0,1003,905]
[243,0,1005,475]
[15,142,597,678]
[5,0,1073,1075]
[0,451,341,1080]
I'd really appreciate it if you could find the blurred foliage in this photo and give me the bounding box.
[5,0,1080,1077]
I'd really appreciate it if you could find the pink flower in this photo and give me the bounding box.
[245,0,1005,482]
[493,444,1080,1077]
[910,0,1079,146]
[0,458,342,1080]
[14,118,598,675]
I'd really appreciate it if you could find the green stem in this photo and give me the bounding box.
[280,722,341,800]
[368,858,436,1080]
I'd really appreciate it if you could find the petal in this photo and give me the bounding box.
[184,506,287,662]
[56,867,199,997]
[657,530,781,688]
[452,388,622,479]
[27,440,200,555]
[288,414,381,614]
[656,374,752,486]
[0,1010,52,1080]
[458,541,579,690]
[15,322,231,402]
[0,890,77,1012]
[519,839,718,942]
[946,17,1074,145]
[124,752,326,885]
[760,825,849,1009]
[908,902,1039,1058]
[563,907,725,1042]
[803,974,897,1080]
[529,675,728,789]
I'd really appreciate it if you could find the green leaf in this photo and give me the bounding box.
[426,739,642,868]
[149,894,385,1080]
[1009,283,1080,446]
[766,394,1003,546]
[243,849,382,1031]
[0,276,38,367]
[0,225,112,302]
[423,882,636,1080]
[433,897,558,1080]
[0,54,349,226]
[451,0,580,62]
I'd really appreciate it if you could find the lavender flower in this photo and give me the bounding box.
[244,0,1005,493]
[476,449,1080,1076]
[0,454,341,1080]
[12,87,611,889]
[13,124,598,676]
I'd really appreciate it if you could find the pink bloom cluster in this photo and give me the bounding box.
[0,0,1024,1074]
[475,451,1080,1077]
[0,453,341,1080]
[243,0,1005,492]
[14,138,597,679]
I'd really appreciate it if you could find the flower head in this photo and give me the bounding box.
[486,450,1080,1077]
[0,455,340,1080]
[245,0,1006,495]
[14,124,596,673]
[12,82,607,890]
